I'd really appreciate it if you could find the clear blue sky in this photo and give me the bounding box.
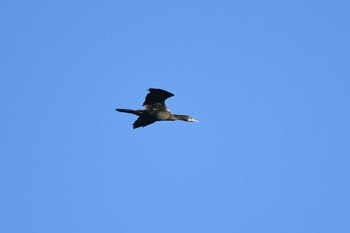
[1,1,349,232]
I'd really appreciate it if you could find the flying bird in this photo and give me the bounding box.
[116,88,199,129]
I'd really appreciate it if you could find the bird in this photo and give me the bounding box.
[116,88,199,129]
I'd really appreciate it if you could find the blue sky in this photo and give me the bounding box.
[1,0,349,232]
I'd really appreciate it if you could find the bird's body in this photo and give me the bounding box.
[116,88,198,128]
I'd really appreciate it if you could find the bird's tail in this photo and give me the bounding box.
[116,108,142,116]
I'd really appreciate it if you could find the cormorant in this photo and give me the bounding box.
[116,88,199,128]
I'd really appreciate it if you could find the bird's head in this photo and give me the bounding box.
[173,114,199,122]
[187,116,199,122]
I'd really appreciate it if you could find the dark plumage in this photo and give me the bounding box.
[116,88,199,129]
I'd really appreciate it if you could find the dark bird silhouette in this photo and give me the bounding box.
[116,88,199,129]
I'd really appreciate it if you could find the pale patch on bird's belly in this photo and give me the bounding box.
[155,111,172,121]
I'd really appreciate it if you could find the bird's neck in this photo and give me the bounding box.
[172,114,190,121]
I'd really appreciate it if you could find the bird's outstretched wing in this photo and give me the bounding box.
[143,88,174,110]
[133,116,156,129]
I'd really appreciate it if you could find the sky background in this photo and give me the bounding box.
[1,0,349,232]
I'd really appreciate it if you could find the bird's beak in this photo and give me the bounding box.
[189,118,199,122]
